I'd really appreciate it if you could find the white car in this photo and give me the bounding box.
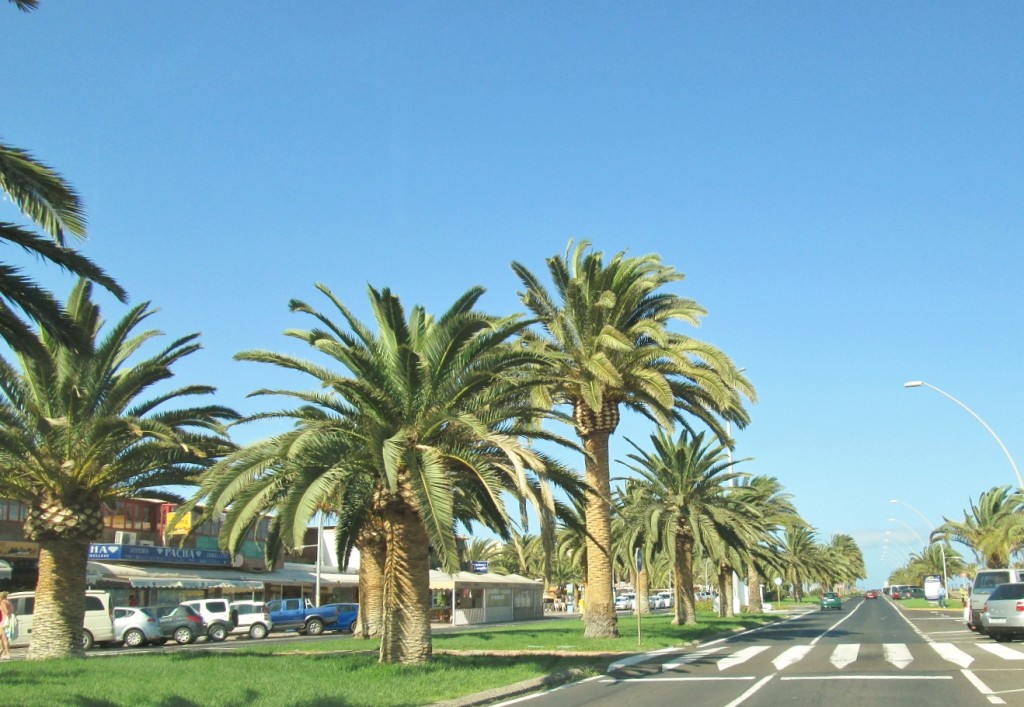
[7,590,115,650]
[229,600,274,639]
[614,593,635,611]
[657,591,674,608]
[180,598,237,641]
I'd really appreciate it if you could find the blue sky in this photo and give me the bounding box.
[4,2,1023,589]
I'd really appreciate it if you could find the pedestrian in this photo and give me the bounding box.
[938,585,946,608]
[0,590,14,660]
[128,593,138,607]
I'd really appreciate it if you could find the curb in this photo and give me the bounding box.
[431,667,595,707]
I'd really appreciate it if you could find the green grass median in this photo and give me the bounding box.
[3,612,780,706]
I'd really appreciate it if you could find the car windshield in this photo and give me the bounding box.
[989,583,1024,601]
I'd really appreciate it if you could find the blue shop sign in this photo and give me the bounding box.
[88,543,231,566]
[471,561,489,573]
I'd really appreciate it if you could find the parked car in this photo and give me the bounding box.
[113,606,164,647]
[229,600,274,639]
[968,569,1024,632]
[7,590,115,650]
[614,593,635,611]
[151,605,206,645]
[980,582,1024,642]
[695,591,716,602]
[266,598,341,635]
[180,598,237,642]
[648,595,662,610]
[657,591,674,608]
[321,603,360,633]
[820,592,842,610]
[864,589,879,599]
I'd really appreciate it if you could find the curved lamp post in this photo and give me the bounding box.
[904,380,1023,490]
[889,499,947,593]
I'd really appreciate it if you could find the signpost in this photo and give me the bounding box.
[774,576,783,604]
[635,548,643,646]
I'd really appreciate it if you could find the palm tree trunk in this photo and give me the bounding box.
[675,533,697,625]
[28,538,89,660]
[747,564,764,613]
[581,430,619,638]
[379,496,432,664]
[356,524,386,639]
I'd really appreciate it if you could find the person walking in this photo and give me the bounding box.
[0,590,14,659]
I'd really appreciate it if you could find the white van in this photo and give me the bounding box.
[7,590,115,649]
[967,569,1024,632]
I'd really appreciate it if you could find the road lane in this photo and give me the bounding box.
[503,598,1020,707]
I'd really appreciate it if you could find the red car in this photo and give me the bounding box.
[864,589,879,599]
[890,588,902,600]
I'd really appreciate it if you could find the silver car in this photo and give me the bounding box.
[113,606,165,647]
[981,582,1024,642]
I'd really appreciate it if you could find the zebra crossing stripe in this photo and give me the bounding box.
[976,643,1024,661]
[829,643,859,669]
[718,646,770,671]
[930,642,974,668]
[662,646,723,671]
[772,645,813,671]
[883,643,914,669]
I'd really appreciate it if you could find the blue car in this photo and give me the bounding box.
[321,603,360,633]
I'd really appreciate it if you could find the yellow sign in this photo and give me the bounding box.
[164,511,192,535]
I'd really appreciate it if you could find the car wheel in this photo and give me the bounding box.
[305,618,325,636]
[348,620,358,634]
[123,629,146,648]
[173,626,195,645]
[208,624,228,642]
[249,623,268,640]
[79,630,95,650]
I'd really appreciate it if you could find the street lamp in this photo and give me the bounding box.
[903,380,1023,490]
[297,515,325,607]
[889,499,947,595]
[888,517,924,546]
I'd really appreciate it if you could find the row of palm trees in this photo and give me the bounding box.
[885,485,1023,586]
[1,136,867,663]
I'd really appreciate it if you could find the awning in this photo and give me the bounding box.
[87,561,264,591]
[85,561,358,591]
[429,570,543,590]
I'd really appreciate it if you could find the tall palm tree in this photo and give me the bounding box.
[732,476,801,613]
[0,280,236,659]
[933,486,1024,568]
[1,140,125,353]
[513,241,754,638]
[776,526,825,602]
[187,284,581,664]
[819,534,866,594]
[620,428,754,625]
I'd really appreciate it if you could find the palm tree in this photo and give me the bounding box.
[187,284,581,664]
[620,428,754,625]
[776,526,825,602]
[732,476,801,613]
[933,486,1024,568]
[513,241,754,638]
[0,280,236,659]
[819,534,866,595]
[1,140,125,353]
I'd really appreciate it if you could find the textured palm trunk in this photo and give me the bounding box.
[379,496,432,664]
[29,538,89,659]
[581,430,619,638]
[674,533,697,625]
[720,564,735,617]
[636,565,651,615]
[356,524,386,639]
[747,564,763,613]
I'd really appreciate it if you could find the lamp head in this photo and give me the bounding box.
[889,499,899,504]
[904,381,924,388]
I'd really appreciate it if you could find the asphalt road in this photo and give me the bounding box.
[498,598,1024,707]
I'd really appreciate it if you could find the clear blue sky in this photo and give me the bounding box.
[4,2,1023,589]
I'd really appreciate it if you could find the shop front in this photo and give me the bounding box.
[429,571,543,626]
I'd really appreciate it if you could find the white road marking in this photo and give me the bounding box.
[883,643,914,669]
[718,646,770,671]
[962,669,1007,705]
[976,644,1024,661]
[829,643,860,669]
[782,675,952,681]
[930,641,974,668]
[772,645,812,671]
[661,646,723,671]
[722,675,774,707]
[613,676,755,682]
